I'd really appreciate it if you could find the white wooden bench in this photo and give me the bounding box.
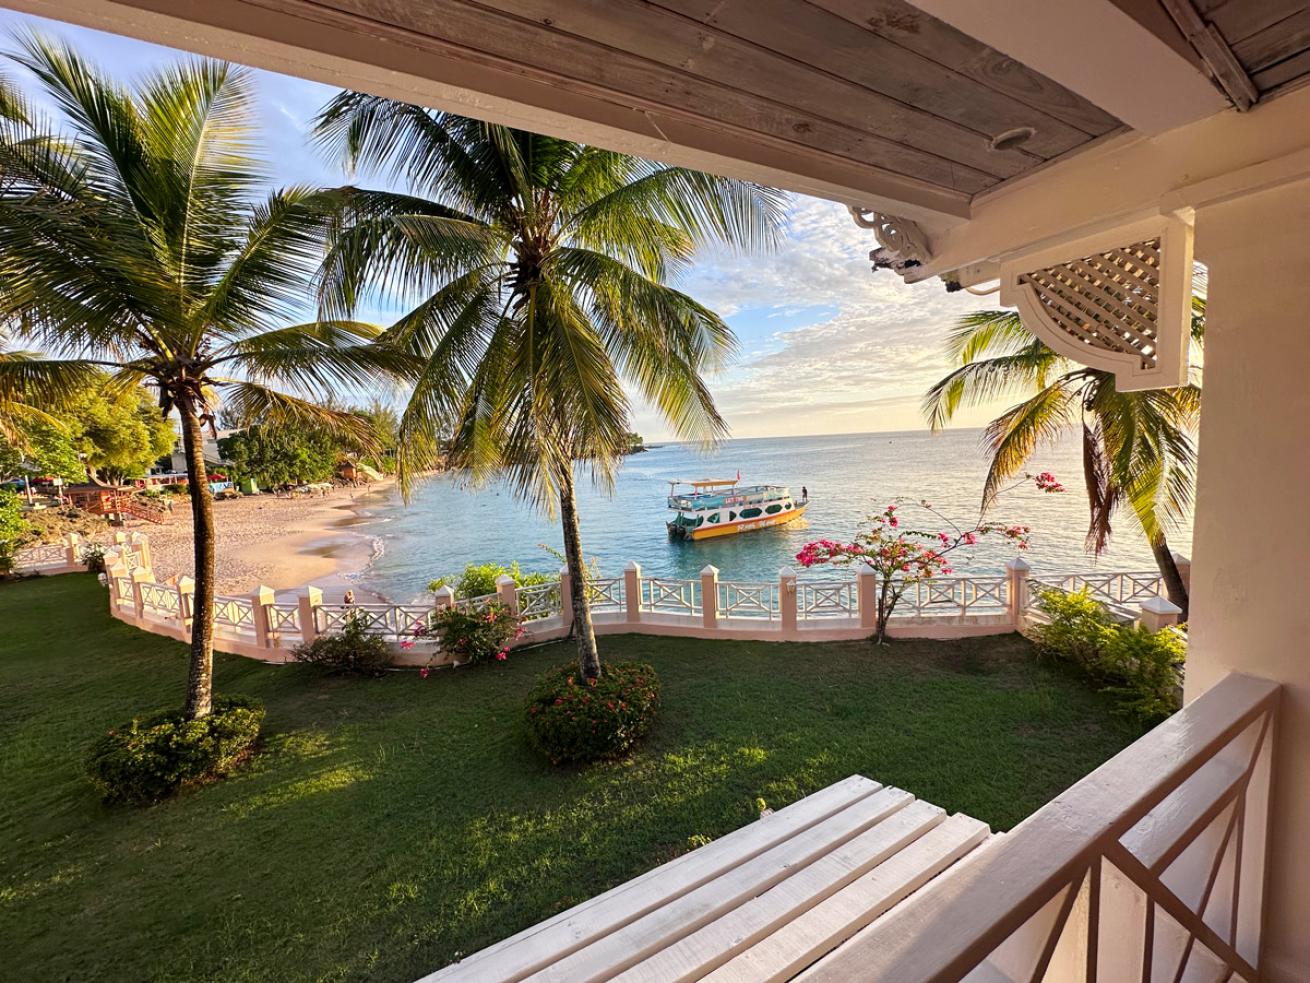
[421,775,991,983]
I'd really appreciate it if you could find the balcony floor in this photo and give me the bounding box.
[422,775,990,982]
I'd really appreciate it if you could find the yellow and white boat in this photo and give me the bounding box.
[666,477,808,541]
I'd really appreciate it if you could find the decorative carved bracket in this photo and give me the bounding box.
[848,206,931,277]
[999,216,1194,391]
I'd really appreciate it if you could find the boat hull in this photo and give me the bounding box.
[677,503,808,540]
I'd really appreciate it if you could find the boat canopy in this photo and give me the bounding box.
[669,478,738,489]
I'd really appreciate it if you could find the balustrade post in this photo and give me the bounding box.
[298,586,322,644]
[1006,557,1032,628]
[177,576,195,626]
[780,566,798,639]
[1171,551,1192,594]
[65,533,81,569]
[495,574,519,616]
[250,585,275,648]
[132,532,152,573]
[857,565,878,630]
[129,567,150,619]
[701,565,719,630]
[106,560,128,609]
[624,561,642,624]
[434,585,456,612]
[559,567,574,630]
[113,531,128,546]
[1139,595,1183,631]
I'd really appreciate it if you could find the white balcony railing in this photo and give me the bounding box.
[798,672,1278,983]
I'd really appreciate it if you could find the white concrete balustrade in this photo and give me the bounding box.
[26,534,1190,669]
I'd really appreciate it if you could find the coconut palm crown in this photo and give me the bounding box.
[0,37,405,717]
[312,96,786,678]
[923,298,1204,615]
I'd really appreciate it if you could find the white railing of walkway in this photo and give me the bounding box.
[49,536,1188,666]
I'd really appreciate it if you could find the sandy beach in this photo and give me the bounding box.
[139,481,394,596]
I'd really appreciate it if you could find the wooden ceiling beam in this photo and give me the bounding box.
[9,0,975,223]
[906,0,1231,135]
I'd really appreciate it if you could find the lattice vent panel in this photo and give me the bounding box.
[1018,237,1162,371]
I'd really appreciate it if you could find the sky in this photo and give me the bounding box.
[0,9,1014,442]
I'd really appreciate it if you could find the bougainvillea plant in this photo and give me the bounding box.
[796,473,1063,644]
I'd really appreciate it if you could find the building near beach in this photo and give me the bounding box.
[18,0,1310,978]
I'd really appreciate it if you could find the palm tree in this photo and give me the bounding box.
[923,299,1203,616]
[312,98,784,678]
[0,37,403,718]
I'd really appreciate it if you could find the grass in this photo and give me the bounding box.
[1,574,1145,982]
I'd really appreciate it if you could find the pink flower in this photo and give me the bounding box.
[495,650,508,661]
[399,640,414,650]
[419,667,429,679]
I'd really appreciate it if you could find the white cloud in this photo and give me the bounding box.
[633,197,1015,440]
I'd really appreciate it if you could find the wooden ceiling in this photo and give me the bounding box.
[282,0,1122,197]
[1197,0,1310,92]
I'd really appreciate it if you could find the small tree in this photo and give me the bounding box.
[797,474,1065,643]
[0,486,27,573]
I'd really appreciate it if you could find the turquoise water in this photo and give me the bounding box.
[353,429,1192,601]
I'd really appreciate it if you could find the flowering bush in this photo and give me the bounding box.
[430,602,523,666]
[797,474,1061,643]
[524,662,661,764]
[293,613,392,676]
[85,696,264,805]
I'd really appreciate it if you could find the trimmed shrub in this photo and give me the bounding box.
[427,561,552,598]
[1033,588,1184,723]
[1097,623,1186,723]
[86,696,264,805]
[431,602,522,665]
[1031,587,1110,669]
[524,662,661,765]
[293,613,392,676]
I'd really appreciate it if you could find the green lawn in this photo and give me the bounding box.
[1,575,1144,982]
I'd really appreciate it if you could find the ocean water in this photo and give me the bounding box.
[353,428,1193,601]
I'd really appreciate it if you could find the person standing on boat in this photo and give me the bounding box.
[802,485,808,502]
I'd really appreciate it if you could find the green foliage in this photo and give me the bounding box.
[428,561,551,598]
[1031,588,1111,668]
[1033,588,1184,722]
[0,486,26,572]
[219,423,342,488]
[0,379,172,485]
[0,414,83,482]
[71,384,174,484]
[524,662,662,765]
[1097,624,1186,723]
[293,614,392,676]
[79,542,107,574]
[85,696,264,805]
[431,602,522,665]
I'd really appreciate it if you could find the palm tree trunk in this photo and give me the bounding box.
[1150,534,1189,621]
[178,398,217,719]
[557,463,601,680]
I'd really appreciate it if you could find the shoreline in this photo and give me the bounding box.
[141,479,397,600]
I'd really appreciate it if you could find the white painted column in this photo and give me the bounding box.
[64,533,81,569]
[1006,556,1031,628]
[250,585,275,648]
[779,566,798,639]
[624,561,642,624]
[495,574,519,616]
[434,585,456,612]
[857,565,878,631]
[177,576,195,627]
[700,565,719,630]
[298,586,322,644]
[558,566,574,631]
[1187,178,1310,981]
[1138,595,1182,632]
